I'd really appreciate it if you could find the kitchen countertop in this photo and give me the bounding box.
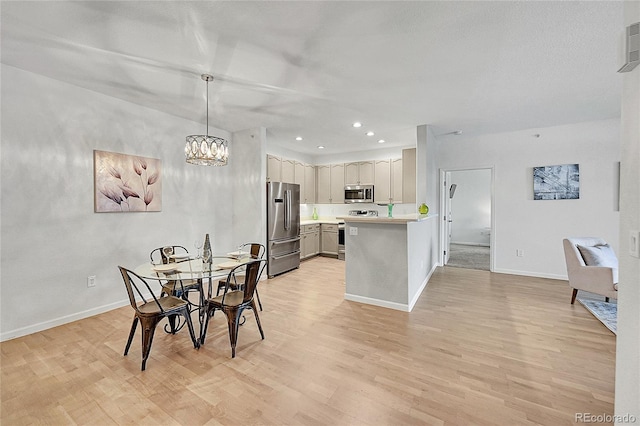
[337,213,435,224]
[300,217,343,226]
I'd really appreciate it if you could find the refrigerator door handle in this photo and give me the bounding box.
[271,237,301,245]
[284,189,291,230]
[271,250,301,260]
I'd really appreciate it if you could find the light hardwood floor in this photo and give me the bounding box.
[1,257,615,425]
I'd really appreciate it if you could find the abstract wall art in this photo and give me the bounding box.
[533,163,579,200]
[94,150,162,212]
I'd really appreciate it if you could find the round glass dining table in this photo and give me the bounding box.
[133,255,252,339]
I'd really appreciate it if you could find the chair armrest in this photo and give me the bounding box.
[568,265,616,293]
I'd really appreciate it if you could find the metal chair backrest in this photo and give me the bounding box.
[150,245,189,264]
[221,259,267,305]
[118,266,166,315]
[240,243,265,260]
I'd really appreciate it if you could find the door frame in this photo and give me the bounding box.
[439,167,495,271]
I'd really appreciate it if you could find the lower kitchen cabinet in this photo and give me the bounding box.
[301,224,320,259]
[320,223,339,256]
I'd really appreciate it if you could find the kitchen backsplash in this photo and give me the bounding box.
[301,203,416,219]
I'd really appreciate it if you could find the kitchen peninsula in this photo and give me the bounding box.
[339,213,439,311]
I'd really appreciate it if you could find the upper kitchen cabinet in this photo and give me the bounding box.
[267,155,281,182]
[402,148,416,203]
[344,161,374,185]
[330,163,345,203]
[317,163,345,204]
[281,158,296,184]
[304,163,316,204]
[374,160,391,203]
[294,161,305,200]
[316,165,331,203]
[294,161,316,204]
[374,158,403,204]
[391,158,403,203]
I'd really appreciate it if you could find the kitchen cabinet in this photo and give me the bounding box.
[300,224,320,259]
[316,165,331,203]
[294,161,305,201]
[294,161,316,204]
[329,164,345,204]
[402,148,416,203]
[281,158,296,184]
[267,155,281,182]
[267,155,314,203]
[345,161,374,185]
[374,158,403,203]
[391,158,403,203]
[320,223,339,256]
[317,163,345,204]
[304,163,316,204]
[374,160,391,203]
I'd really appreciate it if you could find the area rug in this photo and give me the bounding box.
[578,298,617,335]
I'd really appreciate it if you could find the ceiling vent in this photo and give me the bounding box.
[618,22,639,73]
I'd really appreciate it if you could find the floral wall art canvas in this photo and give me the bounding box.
[94,150,162,212]
[533,163,580,200]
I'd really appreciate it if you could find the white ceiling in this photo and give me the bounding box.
[1,1,624,155]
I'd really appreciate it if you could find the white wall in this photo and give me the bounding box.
[436,119,620,279]
[0,65,265,340]
[449,169,492,246]
[614,1,640,419]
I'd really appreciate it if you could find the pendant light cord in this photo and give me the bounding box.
[206,79,209,137]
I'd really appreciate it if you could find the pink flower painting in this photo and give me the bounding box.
[94,150,162,212]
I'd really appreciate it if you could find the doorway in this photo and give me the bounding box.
[439,168,494,271]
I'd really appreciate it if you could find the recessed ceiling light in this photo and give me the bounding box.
[378,139,385,144]
[352,122,362,128]
[366,131,375,136]
[317,145,325,149]
[295,136,303,141]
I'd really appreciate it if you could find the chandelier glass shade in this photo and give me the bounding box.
[185,74,229,166]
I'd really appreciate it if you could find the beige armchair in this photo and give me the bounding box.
[563,237,618,304]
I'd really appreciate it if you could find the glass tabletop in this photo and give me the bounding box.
[133,255,251,281]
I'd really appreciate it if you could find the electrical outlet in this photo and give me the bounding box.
[516,249,524,257]
[87,276,96,287]
[350,227,358,236]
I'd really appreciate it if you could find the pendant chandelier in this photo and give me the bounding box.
[185,74,229,166]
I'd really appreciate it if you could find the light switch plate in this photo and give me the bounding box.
[349,227,358,236]
[630,230,640,258]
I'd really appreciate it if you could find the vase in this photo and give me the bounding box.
[312,207,318,220]
[387,203,394,217]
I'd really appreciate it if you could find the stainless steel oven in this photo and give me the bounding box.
[338,222,345,260]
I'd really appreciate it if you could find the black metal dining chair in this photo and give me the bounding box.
[201,259,267,358]
[215,243,266,310]
[118,266,199,371]
[149,245,201,299]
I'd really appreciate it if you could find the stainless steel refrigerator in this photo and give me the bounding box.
[267,182,301,277]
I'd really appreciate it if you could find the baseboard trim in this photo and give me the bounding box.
[344,294,411,312]
[408,263,438,311]
[1,299,130,342]
[492,268,567,281]
[450,242,490,247]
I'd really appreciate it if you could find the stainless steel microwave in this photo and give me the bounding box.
[344,185,374,203]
